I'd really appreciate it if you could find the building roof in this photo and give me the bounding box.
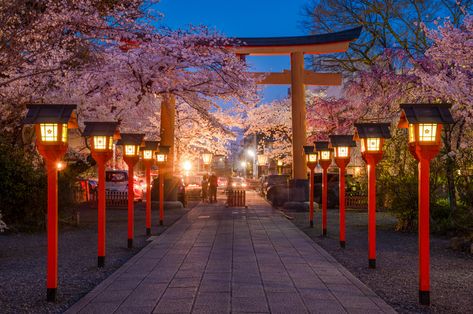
[83,121,119,136]
[314,141,331,151]
[116,133,145,145]
[329,135,356,147]
[354,123,391,139]
[231,27,362,47]
[23,104,77,124]
[399,103,454,124]
[143,141,159,151]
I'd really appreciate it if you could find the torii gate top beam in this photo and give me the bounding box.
[227,27,362,56]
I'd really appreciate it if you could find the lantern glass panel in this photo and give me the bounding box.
[40,123,58,142]
[307,153,318,163]
[61,124,68,143]
[366,138,381,151]
[94,136,108,150]
[277,160,283,166]
[408,124,415,143]
[125,145,136,156]
[108,137,113,150]
[336,146,349,158]
[418,123,437,142]
[156,153,166,163]
[202,153,212,165]
[257,155,268,166]
[143,150,153,160]
[320,151,331,160]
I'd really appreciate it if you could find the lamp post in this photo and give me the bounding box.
[304,145,318,228]
[156,145,170,226]
[23,104,77,302]
[257,154,268,178]
[277,160,283,175]
[117,133,145,248]
[247,148,256,178]
[354,123,391,269]
[83,122,120,267]
[398,103,454,305]
[315,141,333,236]
[329,135,356,248]
[202,152,213,173]
[141,141,159,236]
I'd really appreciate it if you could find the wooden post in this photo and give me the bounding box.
[160,94,175,178]
[290,52,307,180]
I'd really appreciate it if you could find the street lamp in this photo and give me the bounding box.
[304,145,318,228]
[247,149,256,178]
[315,141,333,236]
[202,152,213,173]
[354,123,391,269]
[117,133,145,248]
[83,121,120,268]
[141,141,159,236]
[329,135,356,248]
[257,154,268,178]
[156,145,170,226]
[277,159,283,175]
[23,104,77,302]
[398,103,454,305]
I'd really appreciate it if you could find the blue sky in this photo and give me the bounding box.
[154,0,313,102]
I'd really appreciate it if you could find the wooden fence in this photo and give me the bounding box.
[346,194,368,209]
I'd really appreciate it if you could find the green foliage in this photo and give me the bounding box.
[0,141,46,231]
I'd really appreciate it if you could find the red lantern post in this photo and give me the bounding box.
[354,123,391,268]
[141,141,159,236]
[117,133,145,248]
[24,104,77,302]
[398,103,454,305]
[315,142,333,236]
[329,135,356,248]
[84,122,119,267]
[304,145,318,227]
[156,146,170,225]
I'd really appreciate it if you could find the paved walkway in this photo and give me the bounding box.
[67,191,395,314]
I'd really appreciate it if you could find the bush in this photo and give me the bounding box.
[0,141,46,231]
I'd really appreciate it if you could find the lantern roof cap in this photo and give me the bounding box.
[329,135,356,147]
[399,103,454,125]
[158,145,170,154]
[24,104,77,124]
[116,133,145,145]
[354,123,391,139]
[303,145,316,154]
[314,141,331,151]
[143,140,159,150]
[83,121,119,136]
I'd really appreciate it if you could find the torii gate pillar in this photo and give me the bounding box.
[290,52,307,179]
[160,94,175,177]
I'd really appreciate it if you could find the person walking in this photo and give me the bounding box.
[209,173,218,203]
[201,175,209,202]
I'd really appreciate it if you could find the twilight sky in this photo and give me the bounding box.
[155,0,313,102]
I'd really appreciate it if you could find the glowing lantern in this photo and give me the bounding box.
[398,103,454,305]
[257,154,268,166]
[141,141,159,236]
[202,152,213,165]
[314,141,333,236]
[156,145,170,225]
[303,145,318,228]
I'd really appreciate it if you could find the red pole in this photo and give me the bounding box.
[97,161,106,267]
[145,166,151,236]
[127,164,135,248]
[419,156,430,305]
[367,162,376,268]
[309,167,315,227]
[46,160,58,302]
[159,169,164,225]
[322,167,328,236]
[339,163,346,248]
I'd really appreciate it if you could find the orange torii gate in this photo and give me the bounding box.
[228,27,362,179]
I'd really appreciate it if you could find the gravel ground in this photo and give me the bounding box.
[289,208,473,314]
[0,201,194,314]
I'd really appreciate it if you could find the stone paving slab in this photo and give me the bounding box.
[66,191,396,314]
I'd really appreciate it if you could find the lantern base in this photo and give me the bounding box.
[128,239,133,249]
[98,256,105,268]
[47,288,57,302]
[340,241,346,248]
[419,290,430,306]
[309,220,314,228]
[146,228,151,236]
[159,220,164,226]
[323,229,327,236]
[368,259,376,269]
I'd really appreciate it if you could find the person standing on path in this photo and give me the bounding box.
[201,175,209,202]
[209,173,218,203]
